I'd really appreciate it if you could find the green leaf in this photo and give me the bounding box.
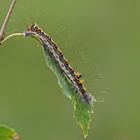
[71,97,93,137]
[24,26,95,137]
[43,46,94,137]
[0,125,19,140]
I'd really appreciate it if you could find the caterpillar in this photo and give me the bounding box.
[24,24,94,104]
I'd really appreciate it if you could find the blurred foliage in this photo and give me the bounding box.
[0,125,19,140]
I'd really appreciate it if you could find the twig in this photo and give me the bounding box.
[0,32,24,44]
[0,0,16,42]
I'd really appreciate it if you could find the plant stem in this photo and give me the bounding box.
[0,32,24,44]
[0,0,16,42]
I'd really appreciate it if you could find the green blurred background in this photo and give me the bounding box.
[0,0,139,140]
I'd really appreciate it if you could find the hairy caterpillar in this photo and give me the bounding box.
[24,24,95,104]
